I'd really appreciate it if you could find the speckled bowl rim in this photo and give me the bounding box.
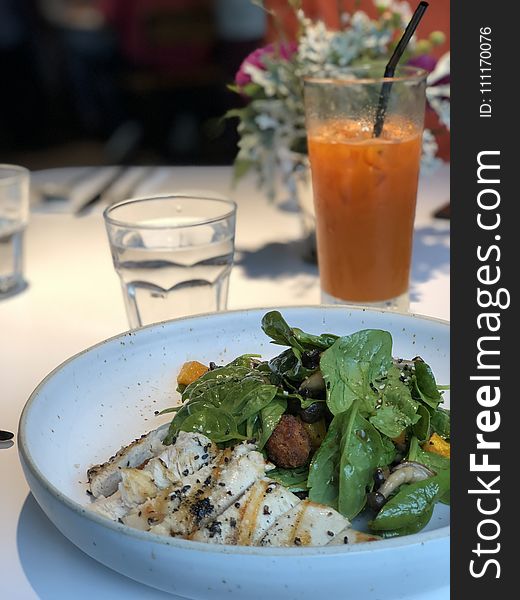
[18,305,450,557]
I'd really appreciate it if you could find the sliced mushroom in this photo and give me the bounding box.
[378,461,435,500]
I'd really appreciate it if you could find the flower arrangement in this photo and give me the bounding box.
[227,0,450,201]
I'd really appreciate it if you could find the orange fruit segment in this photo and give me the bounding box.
[177,361,209,386]
[422,432,451,458]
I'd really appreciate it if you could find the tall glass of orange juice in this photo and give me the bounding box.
[303,66,427,309]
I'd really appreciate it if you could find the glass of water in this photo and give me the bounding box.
[103,194,237,328]
[0,165,29,298]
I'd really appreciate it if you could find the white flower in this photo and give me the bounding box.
[375,0,412,21]
[243,63,276,96]
[428,53,450,86]
[421,128,442,173]
[230,1,449,199]
[255,114,279,130]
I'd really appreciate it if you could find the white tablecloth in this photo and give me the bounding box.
[0,165,449,599]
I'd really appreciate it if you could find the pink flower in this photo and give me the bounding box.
[235,42,298,88]
[408,54,450,86]
[407,54,437,73]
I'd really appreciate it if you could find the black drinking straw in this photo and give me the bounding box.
[373,1,429,137]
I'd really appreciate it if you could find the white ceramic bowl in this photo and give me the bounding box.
[19,307,450,599]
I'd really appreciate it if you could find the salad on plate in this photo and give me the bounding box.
[87,311,450,546]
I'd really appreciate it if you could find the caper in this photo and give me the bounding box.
[299,401,326,423]
[367,491,387,512]
[373,467,387,489]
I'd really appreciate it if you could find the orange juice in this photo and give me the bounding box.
[308,118,422,302]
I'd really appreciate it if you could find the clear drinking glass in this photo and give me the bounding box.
[103,194,237,328]
[303,66,427,310]
[0,165,29,298]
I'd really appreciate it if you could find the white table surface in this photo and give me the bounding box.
[0,165,450,599]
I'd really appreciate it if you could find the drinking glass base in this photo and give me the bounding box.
[0,277,28,300]
[320,290,410,312]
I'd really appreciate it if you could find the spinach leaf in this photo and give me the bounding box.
[378,505,435,538]
[430,407,451,439]
[165,363,278,446]
[412,404,431,442]
[232,384,279,425]
[370,366,420,439]
[407,436,420,462]
[182,365,266,404]
[261,311,305,351]
[266,349,316,390]
[245,414,257,439]
[179,406,246,444]
[412,361,442,408]
[337,404,393,519]
[226,354,262,368]
[381,435,397,466]
[257,395,287,448]
[291,328,339,351]
[307,411,347,509]
[261,311,337,351]
[269,466,309,492]
[370,468,450,533]
[320,330,393,415]
[415,447,451,473]
[406,436,450,477]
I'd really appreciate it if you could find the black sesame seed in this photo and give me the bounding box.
[327,530,334,537]
[182,469,189,477]
[294,537,302,546]
[208,521,222,538]
[263,505,271,515]
[234,502,241,509]
[190,498,214,523]
[343,536,349,544]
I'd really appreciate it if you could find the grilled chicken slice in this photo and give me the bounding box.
[89,431,217,520]
[147,432,218,482]
[122,463,215,531]
[87,423,169,498]
[145,442,267,537]
[326,526,381,545]
[88,432,380,547]
[90,469,156,521]
[190,479,299,545]
[260,500,350,547]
